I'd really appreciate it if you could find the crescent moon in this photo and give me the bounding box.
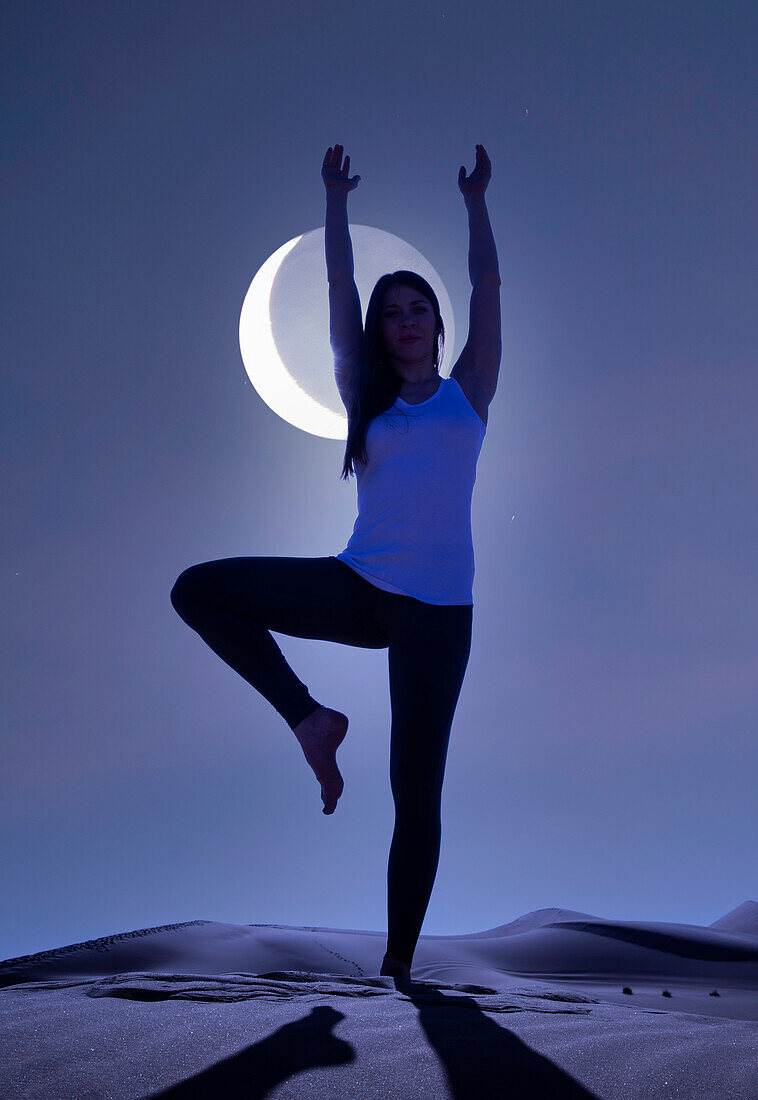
[239,225,455,440]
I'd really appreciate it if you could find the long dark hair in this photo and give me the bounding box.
[339,270,445,481]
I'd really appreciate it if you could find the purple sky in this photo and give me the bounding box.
[3,0,757,961]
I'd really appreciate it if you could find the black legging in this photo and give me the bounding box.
[169,554,473,968]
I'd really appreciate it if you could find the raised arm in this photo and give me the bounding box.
[451,144,502,409]
[322,144,363,411]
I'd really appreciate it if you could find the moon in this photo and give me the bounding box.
[239,225,455,439]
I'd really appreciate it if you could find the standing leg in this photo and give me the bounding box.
[382,598,473,971]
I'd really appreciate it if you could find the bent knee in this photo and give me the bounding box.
[170,563,209,617]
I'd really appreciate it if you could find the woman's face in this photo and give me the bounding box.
[379,285,436,366]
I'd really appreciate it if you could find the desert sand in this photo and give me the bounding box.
[1,901,757,1098]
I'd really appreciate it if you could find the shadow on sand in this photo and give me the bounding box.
[144,973,596,1099]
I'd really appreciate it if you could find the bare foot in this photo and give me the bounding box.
[292,706,348,815]
[380,955,411,981]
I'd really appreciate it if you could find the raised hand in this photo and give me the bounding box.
[458,143,492,198]
[322,144,361,196]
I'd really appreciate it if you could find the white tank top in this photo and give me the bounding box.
[336,375,487,604]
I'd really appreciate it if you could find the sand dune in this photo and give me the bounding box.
[1,904,757,1098]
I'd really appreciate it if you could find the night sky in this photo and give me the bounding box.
[3,0,757,960]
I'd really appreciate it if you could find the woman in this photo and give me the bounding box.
[170,143,501,983]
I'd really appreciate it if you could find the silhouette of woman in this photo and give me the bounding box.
[170,143,501,983]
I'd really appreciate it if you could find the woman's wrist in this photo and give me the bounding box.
[325,190,349,206]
